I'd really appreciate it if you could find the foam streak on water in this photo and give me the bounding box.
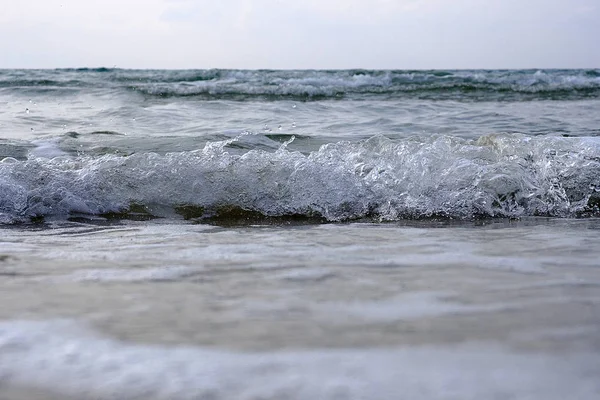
[0,320,598,400]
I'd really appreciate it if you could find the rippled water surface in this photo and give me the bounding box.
[0,69,599,399]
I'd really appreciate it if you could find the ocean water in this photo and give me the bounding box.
[0,69,599,399]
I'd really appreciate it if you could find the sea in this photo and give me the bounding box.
[0,68,599,399]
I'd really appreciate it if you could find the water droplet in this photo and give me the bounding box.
[278,125,282,130]
[30,128,34,132]
[291,122,296,128]
[292,104,296,109]
[25,108,29,114]
[133,118,136,121]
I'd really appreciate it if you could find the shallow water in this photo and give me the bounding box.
[1,219,600,398]
[1,69,599,399]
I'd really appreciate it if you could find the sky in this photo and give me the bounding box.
[1,0,599,69]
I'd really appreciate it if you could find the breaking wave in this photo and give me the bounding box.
[1,69,599,101]
[1,134,599,224]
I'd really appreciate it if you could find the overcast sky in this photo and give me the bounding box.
[1,0,598,69]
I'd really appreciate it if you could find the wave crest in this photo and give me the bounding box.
[1,134,599,224]
[2,69,599,100]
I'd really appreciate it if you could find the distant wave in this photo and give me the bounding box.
[1,134,599,224]
[1,69,599,101]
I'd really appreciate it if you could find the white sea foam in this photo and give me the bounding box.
[320,291,508,321]
[0,133,598,223]
[0,319,598,400]
[29,138,69,159]
[275,268,336,282]
[58,266,203,283]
